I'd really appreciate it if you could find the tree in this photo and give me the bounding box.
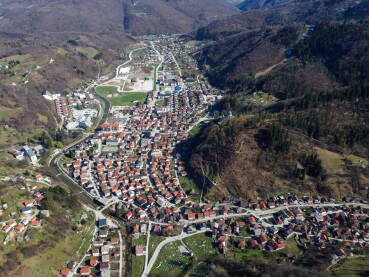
[56,141,64,148]
[68,150,75,159]
[93,53,103,60]
[264,125,291,153]
[55,130,64,141]
[40,131,52,148]
[301,153,325,178]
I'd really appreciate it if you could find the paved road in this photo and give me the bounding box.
[118,229,123,277]
[115,46,146,79]
[144,221,152,271]
[170,51,182,77]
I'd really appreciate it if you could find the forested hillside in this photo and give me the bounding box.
[186,19,369,201]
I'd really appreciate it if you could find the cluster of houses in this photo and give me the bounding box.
[60,219,121,277]
[64,73,209,220]
[8,144,43,165]
[1,182,46,245]
[127,192,369,261]
[43,90,98,131]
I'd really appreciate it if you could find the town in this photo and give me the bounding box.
[54,36,369,277]
[2,35,369,277]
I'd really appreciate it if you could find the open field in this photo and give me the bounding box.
[96,86,147,106]
[22,215,94,277]
[179,176,200,202]
[255,58,287,78]
[148,235,165,260]
[108,92,147,106]
[0,107,13,121]
[0,126,46,148]
[244,92,278,106]
[156,99,165,107]
[133,235,147,246]
[0,54,33,63]
[76,47,99,59]
[346,154,369,168]
[316,147,346,175]
[331,257,369,277]
[151,240,192,276]
[183,233,216,260]
[132,255,145,277]
[132,48,148,59]
[96,86,118,95]
[124,79,153,92]
[189,124,201,137]
[56,48,68,56]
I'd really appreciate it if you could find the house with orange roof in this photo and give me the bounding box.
[60,268,73,277]
[30,220,41,228]
[90,257,98,267]
[80,266,91,275]
[187,213,195,220]
[15,224,25,232]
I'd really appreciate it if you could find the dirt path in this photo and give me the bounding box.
[255,58,287,78]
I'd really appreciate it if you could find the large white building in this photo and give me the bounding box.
[119,66,130,75]
[22,145,37,164]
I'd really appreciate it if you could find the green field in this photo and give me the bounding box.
[23,215,95,276]
[189,124,201,137]
[56,48,68,56]
[0,107,12,121]
[76,47,99,58]
[132,255,145,277]
[227,245,269,261]
[183,233,216,260]
[346,154,369,168]
[96,86,147,106]
[133,48,148,59]
[179,176,200,202]
[156,99,165,107]
[96,86,118,94]
[133,235,147,246]
[0,126,46,149]
[148,235,166,260]
[0,54,33,63]
[151,240,192,276]
[316,147,346,175]
[332,257,369,277]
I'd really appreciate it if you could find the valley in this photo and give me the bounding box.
[0,0,369,277]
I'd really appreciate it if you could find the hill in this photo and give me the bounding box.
[184,20,369,201]
[0,31,134,147]
[192,0,366,41]
[0,0,239,35]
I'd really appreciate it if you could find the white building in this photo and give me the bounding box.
[22,145,37,164]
